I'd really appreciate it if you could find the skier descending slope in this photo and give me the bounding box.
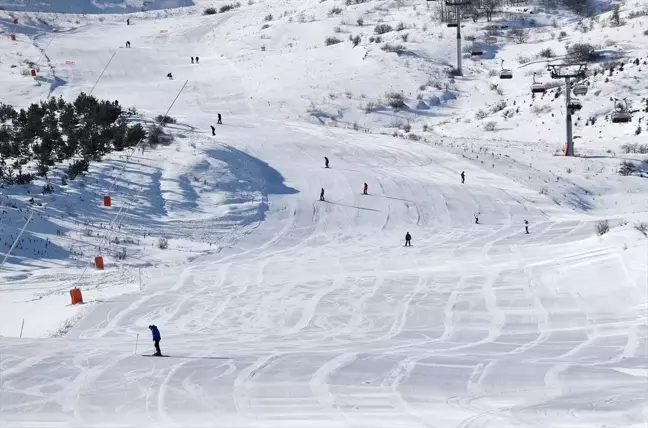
[363,183,368,195]
[148,325,162,356]
[405,232,412,247]
[320,188,325,202]
[210,125,215,136]
[461,171,465,184]
[324,157,329,168]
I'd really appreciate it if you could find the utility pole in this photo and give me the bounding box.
[547,64,587,157]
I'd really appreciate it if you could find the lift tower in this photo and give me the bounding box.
[547,64,587,157]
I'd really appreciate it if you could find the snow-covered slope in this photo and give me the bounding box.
[1,0,647,427]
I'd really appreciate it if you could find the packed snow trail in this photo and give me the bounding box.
[1,7,647,428]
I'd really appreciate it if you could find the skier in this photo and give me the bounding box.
[126,18,130,25]
[319,188,325,201]
[148,325,162,356]
[195,56,199,64]
[191,56,194,64]
[363,183,368,195]
[405,232,412,247]
[461,171,465,184]
[324,157,329,168]
[524,219,529,234]
[125,41,131,48]
[167,72,173,80]
[474,214,479,224]
[210,125,215,136]
[217,113,222,124]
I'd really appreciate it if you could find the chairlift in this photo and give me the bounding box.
[530,72,545,94]
[568,98,582,111]
[499,59,513,79]
[572,83,588,96]
[447,22,458,28]
[471,45,483,56]
[486,36,497,44]
[611,98,631,123]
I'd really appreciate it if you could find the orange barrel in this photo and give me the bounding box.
[70,288,83,304]
[94,256,104,270]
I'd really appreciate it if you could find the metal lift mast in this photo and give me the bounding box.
[547,64,587,157]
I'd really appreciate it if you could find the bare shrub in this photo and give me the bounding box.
[385,92,406,108]
[509,28,528,44]
[475,109,488,120]
[329,6,343,16]
[381,43,405,53]
[634,222,648,236]
[484,121,497,131]
[619,160,637,176]
[374,23,393,34]
[158,237,169,249]
[539,47,555,58]
[357,17,364,26]
[325,36,342,46]
[203,7,216,15]
[566,43,599,63]
[595,220,610,235]
[155,114,176,124]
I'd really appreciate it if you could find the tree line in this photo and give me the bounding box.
[0,93,147,185]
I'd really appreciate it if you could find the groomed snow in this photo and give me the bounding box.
[1,0,647,427]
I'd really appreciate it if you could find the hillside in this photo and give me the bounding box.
[0,0,647,427]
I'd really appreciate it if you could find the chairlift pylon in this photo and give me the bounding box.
[531,72,546,94]
[499,59,513,79]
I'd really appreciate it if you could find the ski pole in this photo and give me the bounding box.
[135,333,139,354]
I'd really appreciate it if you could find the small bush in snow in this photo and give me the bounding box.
[619,160,637,176]
[385,92,406,109]
[381,43,405,53]
[634,222,648,236]
[509,28,528,44]
[491,100,507,113]
[558,30,568,39]
[484,121,497,131]
[329,6,343,16]
[264,13,273,21]
[261,23,270,29]
[325,36,342,46]
[158,237,169,249]
[148,125,173,146]
[334,26,342,33]
[595,220,610,236]
[539,47,555,58]
[566,43,599,63]
[475,109,488,120]
[155,114,176,124]
[396,21,406,31]
[374,23,393,34]
[357,17,364,26]
[349,34,361,47]
[219,3,240,13]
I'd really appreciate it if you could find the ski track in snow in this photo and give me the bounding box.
[1,2,647,428]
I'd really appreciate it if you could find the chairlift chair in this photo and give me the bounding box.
[568,99,583,111]
[530,72,545,94]
[611,98,631,123]
[486,36,497,44]
[499,60,513,79]
[471,45,483,56]
[447,22,458,28]
[572,83,588,96]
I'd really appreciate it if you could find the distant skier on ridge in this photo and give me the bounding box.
[461,171,465,184]
[524,219,529,234]
[217,113,222,124]
[148,325,162,356]
[324,157,329,168]
[320,188,325,201]
[210,125,215,136]
[405,232,412,247]
[363,183,368,195]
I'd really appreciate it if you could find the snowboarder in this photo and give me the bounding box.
[524,219,529,234]
[125,41,131,48]
[363,183,368,195]
[324,157,329,168]
[191,56,194,64]
[148,325,162,356]
[461,171,465,184]
[217,113,222,124]
[405,232,412,247]
[319,188,325,201]
[167,72,173,80]
[210,125,215,136]
[195,56,199,64]
[126,18,130,25]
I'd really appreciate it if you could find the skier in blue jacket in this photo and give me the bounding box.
[149,325,162,356]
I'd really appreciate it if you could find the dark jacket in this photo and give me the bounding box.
[149,325,161,341]
[405,233,411,241]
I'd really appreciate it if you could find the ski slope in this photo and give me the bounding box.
[1,1,648,427]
